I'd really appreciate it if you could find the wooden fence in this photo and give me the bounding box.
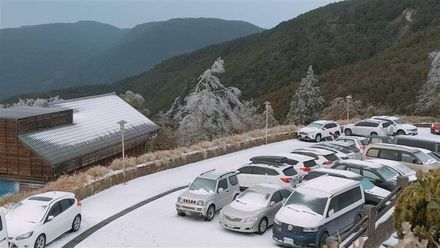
[326,176,410,248]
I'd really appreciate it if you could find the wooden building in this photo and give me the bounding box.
[0,93,159,184]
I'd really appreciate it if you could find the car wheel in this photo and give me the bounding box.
[370,132,378,136]
[335,131,340,138]
[315,134,322,142]
[344,129,352,136]
[257,217,268,235]
[318,232,329,248]
[34,234,46,248]
[205,205,215,221]
[397,130,405,135]
[233,194,239,200]
[71,214,81,232]
[177,210,186,217]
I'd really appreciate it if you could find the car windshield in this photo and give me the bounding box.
[393,119,406,124]
[415,151,438,163]
[377,167,398,181]
[7,202,47,223]
[307,123,323,129]
[427,152,440,162]
[285,188,328,216]
[360,178,375,190]
[390,163,414,175]
[189,178,216,194]
[237,190,269,205]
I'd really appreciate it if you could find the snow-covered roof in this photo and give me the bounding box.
[19,93,159,165]
[293,147,334,156]
[0,106,70,119]
[249,184,289,194]
[301,175,359,195]
[278,153,315,162]
[312,120,334,124]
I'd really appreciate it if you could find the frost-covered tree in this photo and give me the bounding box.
[174,58,245,146]
[262,102,279,127]
[234,100,263,132]
[417,51,440,114]
[120,91,150,116]
[286,66,324,125]
[13,96,62,107]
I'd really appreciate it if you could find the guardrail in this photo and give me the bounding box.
[326,176,410,248]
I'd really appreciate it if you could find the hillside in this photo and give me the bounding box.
[0,18,263,100]
[6,0,440,119]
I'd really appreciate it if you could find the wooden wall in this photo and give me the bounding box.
[0,118,53,182]
[16,110,73,134]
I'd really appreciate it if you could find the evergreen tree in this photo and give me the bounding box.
[120,91,150,116]
[262,102,279,127]
[286,66,324,125]
[234,100,263,132]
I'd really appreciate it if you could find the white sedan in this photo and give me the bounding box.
[6,191,82,248]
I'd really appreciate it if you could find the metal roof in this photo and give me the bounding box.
[19,93,159,165]
[0,106,70,119]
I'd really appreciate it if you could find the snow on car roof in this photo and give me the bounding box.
[338,159,383,169]
[313,168,361,179]
[24,191,74,205]
[292,147,334,155]
[394,135,439,143]
[338,136,367,141]
[278,153,315,162]
[367,158,407,168]
[250,184,289,194]
[301,175,359,196]
[312,120,335,124]
[199,169,234,180]
[368,143,422,153]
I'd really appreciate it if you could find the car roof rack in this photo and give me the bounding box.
[250,156,287,166]
[200,169,216,175]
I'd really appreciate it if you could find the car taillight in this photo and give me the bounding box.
[280,177,292,183]
[300,167,311,172]
[77,200,82,207]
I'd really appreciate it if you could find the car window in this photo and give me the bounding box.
[324,153,339,161]
[355,122,368,127]
[379,149,399,161]
[304,160,317,168]
[369,122,379,127]
[218,179,228,192]
[0,216,2,231]
[282,167,297,176]
[401,152,421,164]
[228,175,238,186]
[59,199,75,212]
[363,170,380,180]
[270,192,282,203]
[279,190,292,200]
[253,167,267,175]
[285,159,299,165]
[328,195,341,214]
[382,123,390,128]
[266,168,279,176]
[238,166,254,174]
[366,148,379,157]
[302,172,323,181]
[348,167,361,175]
[48,202,62,218]
[339,187,362,209]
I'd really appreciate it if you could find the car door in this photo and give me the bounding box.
[42,201,64,242]
[265,168,281,185]
[252,167,269,185]
[217,178,230,208]
[0,211,7,248]
[353,122,367,136]
[267,191,284,222]
[59,199,76,233]
[237,166,254,188]
[322,124,331,138]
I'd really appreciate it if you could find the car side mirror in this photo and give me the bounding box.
[47,215,54,222]
[328,209,335,217]
[218,188,224,193]
[269,201,275,207]
[322,127,327,130]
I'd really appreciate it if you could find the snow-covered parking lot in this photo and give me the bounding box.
[49,128,437,248]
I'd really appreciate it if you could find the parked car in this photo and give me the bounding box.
[367,158,417,182]
[310,144,351,160]
[364,143,440,173]
[343,119,392,137]
[277,153,320,174]
[291,148,339,168]
[325,141,362,160]
[312,142,360,160]
[372,116,418,136]
[391,136,440,153]
[336,136,369,153]
[6,191,82,248]
[219,184,293,234]
[364,135,393,145]
[236,156,301,190]
[301,168,390,205]
[331,159,398,191]
[298,120,341,142]
[0,208,7,248]
[176,170,240,221]
[431,121,440,134]
[273,176,365,247]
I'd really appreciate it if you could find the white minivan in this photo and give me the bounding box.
[0,208,7,248]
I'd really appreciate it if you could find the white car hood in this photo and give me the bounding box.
[399,124,416,130]
[366,186,390,199]
[275,205,323,228]
[6,218,37,237]
[299,127,320,134]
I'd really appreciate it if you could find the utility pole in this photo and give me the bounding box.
[345,95,352,125]
[265,101,270,144]
[117,120,127,185]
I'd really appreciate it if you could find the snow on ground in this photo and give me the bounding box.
[49,128,438,247]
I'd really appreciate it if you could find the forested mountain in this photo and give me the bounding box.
[6,0,440,119]
[0,18,263,100]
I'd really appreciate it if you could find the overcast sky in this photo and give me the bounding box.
[1,0,340,29]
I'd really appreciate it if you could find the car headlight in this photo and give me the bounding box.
[274,218,281,225]
[16,231,34,240]
[177,197,183,203]
[197,200,204,206]
[303,227,318,232]
[244,216,258,224]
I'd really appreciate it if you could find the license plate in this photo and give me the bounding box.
[283,237,294,245]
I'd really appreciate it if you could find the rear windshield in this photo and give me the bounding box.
[283,167,298,176]
[360,177,375,191]
[324,153,339,161]
[304,160,318,168]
